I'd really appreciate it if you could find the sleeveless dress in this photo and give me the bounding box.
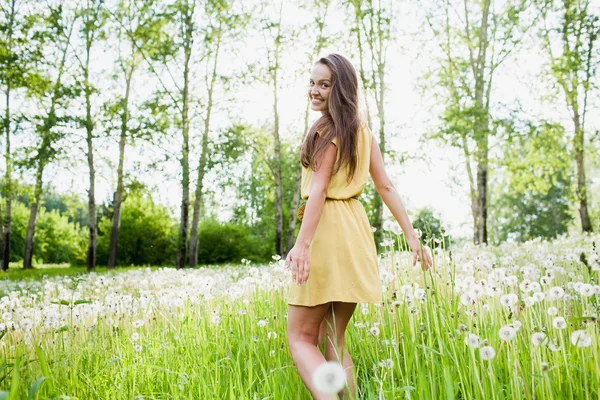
[287,125,382,307]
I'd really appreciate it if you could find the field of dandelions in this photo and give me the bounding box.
[1,233,599,399]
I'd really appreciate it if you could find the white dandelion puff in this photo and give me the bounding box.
[313,361,347,394]
[570,330,592,348]
[465,334,481,348]
[532,332,548,347]
[552,317,567,330]
[499,325,516,341]
[548,286,564,300]
[547,307,558,316]
[500,294,518,307]
[479,346,496,360]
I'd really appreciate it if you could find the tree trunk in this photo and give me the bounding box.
[573,112,592,232]
[22,14,72,269]
[176,4,194,269]
[85,35,96,271]
[23,154,47,269]
[472,0,491,244]
[190,27,221,268]
[372,63,386,248]
[273,68,284,256]
[2,84,12,272]
[108,68,132,268]
[1,0,16,271]
[474,141,489,244]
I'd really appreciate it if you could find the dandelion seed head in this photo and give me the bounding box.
[313,361,346,394]
[570,330,592,348]
[552,317,567,330]
[532,332,548,347]
[499,325,516,341]
[479,346,496,360]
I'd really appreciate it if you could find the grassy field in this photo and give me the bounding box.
[0,233,599,399]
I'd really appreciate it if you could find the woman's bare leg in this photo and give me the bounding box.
[319,302,357,399]
[287,302,337,400]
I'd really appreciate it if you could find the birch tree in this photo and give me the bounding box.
[425,0,535,244]
[538,0,598,232]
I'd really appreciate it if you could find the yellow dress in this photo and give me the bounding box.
[288,125,382,307]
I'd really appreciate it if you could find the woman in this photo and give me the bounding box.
[285,53,433,399]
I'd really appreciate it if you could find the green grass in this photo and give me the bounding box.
[0,234,599,399]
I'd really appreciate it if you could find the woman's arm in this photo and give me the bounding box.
[285,142,337,285]
[369,135,433,269]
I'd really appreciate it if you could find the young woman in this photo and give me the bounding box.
[285,53,433,399]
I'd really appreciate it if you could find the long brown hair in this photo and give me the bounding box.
[300,54,361,183]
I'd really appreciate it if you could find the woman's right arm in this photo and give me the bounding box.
[369,134,433,269]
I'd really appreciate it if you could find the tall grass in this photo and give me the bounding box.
[0,234,598,399]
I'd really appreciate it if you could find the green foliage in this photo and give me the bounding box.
[32,209,87,265]
[196,219,258,265]
[412,208,451,249]
[3,200,84,265]
[490,121,573,243]
[97,191,178,266]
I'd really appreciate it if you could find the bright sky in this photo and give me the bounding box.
[11,0,599,241]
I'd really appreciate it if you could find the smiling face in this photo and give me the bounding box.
[308,62,332,115]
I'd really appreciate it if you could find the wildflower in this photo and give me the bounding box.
[132,319,145,328]
[460,292,475,306]
[547,307,558,316]
[131,332,140,342]
[552,317,567,330]
[378,358,394,369]
[512,321,523,330]
[211,315,221,325]
[267,331,277,339]
[500,294,518,307]
[465,334,481,348]
[361,307,369,315]
[548,286,564,300]
[19,318,33,331]
[503,276,518,286]
[579,284,594,297]
[479,346,496,360]
[524,297,535,307]
[548,340,561,352]
[541,362,549,371]
[133,344,142,352]
[313,361,347,394]
[499,325,516,341]
[370,326,381,336]
[532,332,548,347]
[414,288,426,300]
[532,292,545,302]
[570,330,592,348]
[257,320,268,328]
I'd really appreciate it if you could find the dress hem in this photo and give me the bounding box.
[287,297,382,307]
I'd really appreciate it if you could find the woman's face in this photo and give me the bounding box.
[308,62,332,115]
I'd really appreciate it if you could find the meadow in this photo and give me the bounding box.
[1,233,599,399]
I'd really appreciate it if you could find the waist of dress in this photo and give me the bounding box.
[307,195,360,201]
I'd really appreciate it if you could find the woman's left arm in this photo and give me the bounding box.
[285,142,337,285]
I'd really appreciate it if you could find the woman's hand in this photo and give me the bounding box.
[407,237,433,270]
[285,243,310,285]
